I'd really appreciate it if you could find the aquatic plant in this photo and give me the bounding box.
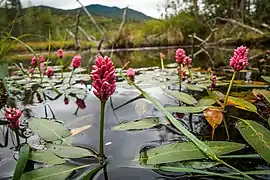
[45,67,53,78]
[126,68,136,82]
[57,49,64,79]
[91,55,116,158]
[159,52,165,70]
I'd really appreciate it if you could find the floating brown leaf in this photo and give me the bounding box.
[203,108,223,140]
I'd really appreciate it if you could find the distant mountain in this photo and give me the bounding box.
[25,4,152,22]
[76,4,152,21]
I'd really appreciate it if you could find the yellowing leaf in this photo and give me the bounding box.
[227,96,257,113]
[203,108,223,140]
[71,125,91,136]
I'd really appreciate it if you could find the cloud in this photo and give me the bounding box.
[21,0,163,18]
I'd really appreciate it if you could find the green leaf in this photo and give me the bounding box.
[237,119,270,163]
[112,117,159,131]
[198,97,216,106]
[166,91,197,105]
[182,161,220,169]
[47,144,96,158]
[80,164,105,180]
[261,76,270,82]
[165,106,209,113]
[183,83,204,92]
[29,150,66,165]
[21,164,76,180]
[13,144,30,180]
[136,141,245,165]
[256,89,270,104]
[228,96,257,113]
[29,118,71,142]
[158,166,242,179]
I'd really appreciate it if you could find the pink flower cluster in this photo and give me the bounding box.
[46,67,53,78]
[30,55,47,74]
[210,75,216,91]
[91,56,116,102]
[72,55,82,69]
[4,108,22,129]
[175,48,186,64]
[229,46,249,72]
[126,68,136,82]
[183,56,192,67]
[57,49,64,59]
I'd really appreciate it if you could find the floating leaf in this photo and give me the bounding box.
[136,141,245,165]
[13,144,30,180]
[165,106,208,114]
[71,125,91,136]
[166,91,197,105]
[198,97,216,106]
[203,108,223,140]
[183,83,204,92]
[237,119,270,163]
[47,144,96,158]
[29,118,71,142]
[29,150,66,165]
[182,161,220,170]
[21,164,75,180]
[231,92,257,103]
[112,117,159,131]
[261,76,270,83]
[227,96,257,113]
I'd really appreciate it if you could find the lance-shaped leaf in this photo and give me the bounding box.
[198,97,216,106]
[236,119,270,163]
[227,96,257,113]
[112,117,159,131]
[165,91,197,105]
[28,118,71,142]
[166,106,208,114]
[29,150,66,165]
[135,141,245,165]
[183,83,204,92]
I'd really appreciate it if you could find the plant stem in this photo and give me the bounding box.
[99,101,106,158]
[188,67,193,81]
[178,65,182,91]
[60,59,64,79]
[15,129,20,147]
[68,68,75,84]
[223,71,236,110]
[160,57,164,71]
[221,71,237,140]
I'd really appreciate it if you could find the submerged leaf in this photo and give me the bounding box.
[166,91,197,105]
[29,118,71,142]
[136,141,245,165]
[112,117,159,131]
[237,119,270,163]
[13,144,30,180]
[47,144,96,158]
[21,164,75,180]
[203,108,223,140]
[166,106,208,114]
[29,150,66,165]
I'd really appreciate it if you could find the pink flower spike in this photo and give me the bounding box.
[126,68,136,82]
[4,108,22,130]
[91,55,116,102]
[175,48,186,64]
[229,46,249,72]
[46,67,53,78]
[31,56,37,68]
[210,75,216,91]
[72,55,82,69]
[57,49,64,59]
[183,56,192,67]
[40,62,46,71]
[39,55,45,63]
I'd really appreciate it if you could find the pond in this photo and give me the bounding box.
[0,46,270,180]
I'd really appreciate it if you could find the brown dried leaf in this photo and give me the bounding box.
[203,108,223,140]
[71,125,91,136]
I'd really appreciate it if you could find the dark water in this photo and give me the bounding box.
[1,46,270,179]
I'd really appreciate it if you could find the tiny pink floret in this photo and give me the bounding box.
[57,49,64,59]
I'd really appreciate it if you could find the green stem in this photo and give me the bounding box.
[60,59,64,79]
[15,129,20,147]
[68,68,75,85]
[99,101,106,158]
[188,67,193,81]
[178,64,182,91]
[223,72,237,110]
[221,71,237,140]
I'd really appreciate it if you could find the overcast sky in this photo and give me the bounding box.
[20,0,163,18]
